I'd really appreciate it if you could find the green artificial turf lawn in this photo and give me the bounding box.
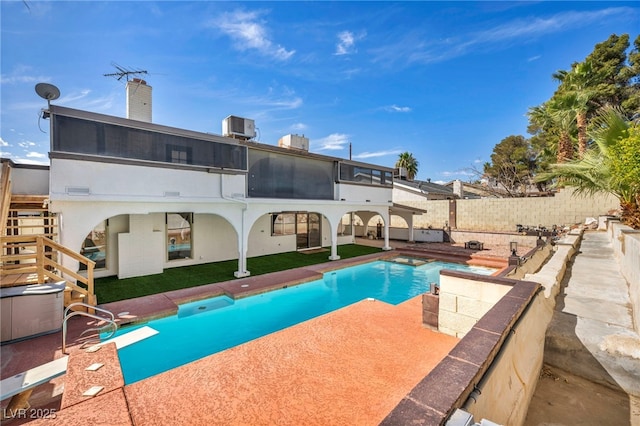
[95,244,381,304]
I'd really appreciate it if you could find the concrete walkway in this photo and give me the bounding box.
[527,230,640,425]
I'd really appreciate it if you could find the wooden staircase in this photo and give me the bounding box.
[0,161,96,310]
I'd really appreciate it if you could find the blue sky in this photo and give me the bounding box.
[1,1,638,183]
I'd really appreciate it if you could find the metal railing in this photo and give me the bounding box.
[62,303,118,354]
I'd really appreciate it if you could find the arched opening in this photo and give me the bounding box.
[80,219,108,270]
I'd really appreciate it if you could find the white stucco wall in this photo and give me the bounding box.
[49,158,246,203]
[337,183,392,203]
[10,166,49,195]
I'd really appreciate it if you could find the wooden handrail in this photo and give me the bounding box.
[0,235,96,307]
[0,161,12,238]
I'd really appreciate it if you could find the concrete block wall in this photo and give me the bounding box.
[451,231,582,424]
[391,189,618,232]
[608,222,640,332]
[384,231,583,425]
[450,230,537,248]
[438,273,513,338]
[466,294,547,425]
[454,189,617,231]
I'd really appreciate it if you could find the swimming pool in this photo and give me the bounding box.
[114,260,495,384]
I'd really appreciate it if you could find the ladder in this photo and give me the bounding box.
[62,303,118,354]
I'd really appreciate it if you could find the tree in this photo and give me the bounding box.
[395,152,419,180]
[527,101,575,163]
[527,33,640,164]
[553,60,600,156]
[621,34,640,113]
[537,108,640,229]
[483,135,540,196]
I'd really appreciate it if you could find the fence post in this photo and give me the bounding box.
[36,236,45,283]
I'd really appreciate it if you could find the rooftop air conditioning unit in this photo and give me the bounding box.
[222,115,256,140]
[394,167,408,180]
[278,134,309,151]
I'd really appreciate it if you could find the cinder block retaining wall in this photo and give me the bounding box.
[391,188,618,232]
[383,230,583,425]
[449,230,538,248]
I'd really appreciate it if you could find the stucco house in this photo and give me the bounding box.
[2,79,437,289]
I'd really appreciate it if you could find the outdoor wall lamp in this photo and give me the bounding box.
[509,241,520,266]
[510,241,518,256]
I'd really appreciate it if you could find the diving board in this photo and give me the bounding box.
[1,356,69,402]
[86,325,159,351]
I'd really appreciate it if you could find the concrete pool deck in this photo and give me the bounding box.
[2,294,458,425]
[1,249,466,425]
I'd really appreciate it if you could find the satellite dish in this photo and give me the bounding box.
[35,83,60,101]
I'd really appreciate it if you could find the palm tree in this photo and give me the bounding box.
[553,60,599,156]
[527,102,575,163]
[537,107,640,229]
[395,152,419,180]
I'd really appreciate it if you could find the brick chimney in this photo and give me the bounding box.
[126,78,152,122]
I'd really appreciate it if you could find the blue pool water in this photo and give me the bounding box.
[114,260,495,384]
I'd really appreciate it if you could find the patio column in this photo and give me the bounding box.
[408,214,415,243]
[234,208,250,278]
[383,220,392,251]
[328,215,340,260]
[381,210,392,251]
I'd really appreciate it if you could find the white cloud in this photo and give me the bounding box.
[54,90,116,112]
[527,55,541,62]
[26,151,46,159]
[352,149,403,159]
[0,65,50,85]
[384,105,412,113]
[0,137,8,147]
[210,9,295,61]
[313,133,349,151]
[373,7,635,66]
[246,88,302,111]
[335,30,366,56]
[441,169,474,177]
[290,123,307,132]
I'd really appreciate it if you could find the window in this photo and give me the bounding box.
[338,163,392,187]
[339,213,353,236]
[271,213,296,236]
[167,213,192,260]
[167,145,192,164]
[52,114,247,171]
[248,150,334,199]
[80,220,107,270]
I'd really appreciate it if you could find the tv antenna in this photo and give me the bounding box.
[104,62,148,81]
